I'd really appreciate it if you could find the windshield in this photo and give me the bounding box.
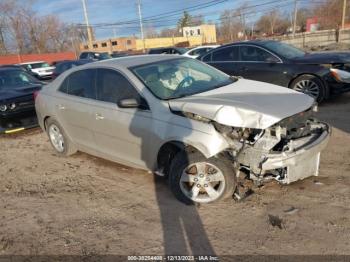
[261,41,306,59]
[27,62,50,69]
[131,58,234,100]
[0,70,40,89]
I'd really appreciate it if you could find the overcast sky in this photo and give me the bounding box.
[32,0,307,40]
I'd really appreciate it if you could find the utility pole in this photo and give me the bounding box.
[137,0,145,52]
[81,0,93,48]
[342,0,347,29]
[113,28,117,38]
[292,0,298,38]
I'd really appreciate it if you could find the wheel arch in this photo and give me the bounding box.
[288,73,330,98]
[156,140,207,176]
[43,115,51,130]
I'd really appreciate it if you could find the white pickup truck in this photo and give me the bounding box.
[20,61,55,79]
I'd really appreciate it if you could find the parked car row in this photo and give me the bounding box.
[2,40,349,205]
[0,67,44,133]
[0,58,96,133]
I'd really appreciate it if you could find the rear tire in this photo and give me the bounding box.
[290,74,328,103]
[169,151,236,205]
[46,118,77,156]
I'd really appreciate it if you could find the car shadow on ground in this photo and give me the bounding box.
[129,102,216,255]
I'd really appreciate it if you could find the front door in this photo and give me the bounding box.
[89,68,153,169]
[237,45,284,85]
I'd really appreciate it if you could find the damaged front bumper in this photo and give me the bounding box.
[261,126,330,184]
[238,123,331,184]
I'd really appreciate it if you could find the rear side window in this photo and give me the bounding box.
[212,46,239,62]
[59,69,96,99]
[96,69,140,104]
[189,48,209,57]
[240,46,279,62]
[58,78,68,93]
[202,53,212,62]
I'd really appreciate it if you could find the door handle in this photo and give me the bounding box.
[95,113,104,120]
[57,104,65,110]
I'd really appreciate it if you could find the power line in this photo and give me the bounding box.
[78,0,229,27]
[93,0,295,31]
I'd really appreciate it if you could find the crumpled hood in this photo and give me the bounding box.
[168,79,314,129]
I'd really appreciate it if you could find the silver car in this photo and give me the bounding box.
[35,55,330,204]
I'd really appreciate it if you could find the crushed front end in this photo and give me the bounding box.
[218,107,330,185]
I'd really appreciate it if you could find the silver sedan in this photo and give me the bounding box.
[35,55,330,204]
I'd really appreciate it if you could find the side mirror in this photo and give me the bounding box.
[117,98,149,110]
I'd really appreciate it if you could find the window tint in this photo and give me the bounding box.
[240,46,279,62]
[58,77,69,93]
[189,48,208,56]
[80,52,88,59]
[202,53,212,62]
[66,69,96,98]
[96,69,140,104]
[212,46,239,61]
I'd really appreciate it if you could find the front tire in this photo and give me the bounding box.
[46,118,77,156]
[290,74,327,103]
[169,151,236,205]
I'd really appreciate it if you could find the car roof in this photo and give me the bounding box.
[82,54,182,69]
[222,40,277,48]
[149,47,178,50]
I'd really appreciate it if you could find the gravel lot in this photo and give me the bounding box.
[0,93,350,257]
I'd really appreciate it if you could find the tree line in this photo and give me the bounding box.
[217,0,348,43]
[0,0,87,55]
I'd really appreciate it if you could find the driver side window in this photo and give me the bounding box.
[96,69,141,104]
[240,46,279,62]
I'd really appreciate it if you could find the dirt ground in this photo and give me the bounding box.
[0,93,350,258]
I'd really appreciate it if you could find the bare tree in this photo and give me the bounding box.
[144,25,159,38]
[256,9,289,35]
[0,0,88,54]
[312,0,348,29]
[218,3,252,43]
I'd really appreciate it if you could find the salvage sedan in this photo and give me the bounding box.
[35,56,330,204]
[0,67,43,134]
[199,40,350,102]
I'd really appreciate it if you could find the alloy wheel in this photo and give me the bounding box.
[49,124,65,153]
[179,162,226,203]
[293,79,320,99]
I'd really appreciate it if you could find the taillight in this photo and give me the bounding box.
[33,91,39,101]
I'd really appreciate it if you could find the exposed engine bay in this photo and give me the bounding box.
[213,106,330,185]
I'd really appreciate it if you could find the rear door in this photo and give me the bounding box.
[89,68,153,168]
[204,46,241,76]
[55,69,97,150]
